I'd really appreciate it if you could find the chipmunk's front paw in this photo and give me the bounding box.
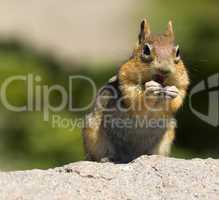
[145,80,163,97]
[163,86,179,99]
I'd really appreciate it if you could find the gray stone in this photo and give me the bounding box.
[0,155,219,200]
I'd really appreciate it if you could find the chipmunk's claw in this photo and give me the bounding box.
[163,86,179,99]
[145,81,179,100]
[145,80,163,96]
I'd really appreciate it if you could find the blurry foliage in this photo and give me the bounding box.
[0,1,219,170]
[0,41,115,170]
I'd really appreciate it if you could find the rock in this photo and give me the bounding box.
[0,155,219,200]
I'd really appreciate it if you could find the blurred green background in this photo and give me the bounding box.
[0,0,219,170]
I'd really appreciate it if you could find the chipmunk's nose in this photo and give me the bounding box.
[156,67,172,76]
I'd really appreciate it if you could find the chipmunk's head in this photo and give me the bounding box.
[131,19,182,85]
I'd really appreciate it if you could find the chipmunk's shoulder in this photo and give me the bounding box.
[93,75,121,111]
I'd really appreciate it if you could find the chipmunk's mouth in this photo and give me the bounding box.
[153,74,166,85]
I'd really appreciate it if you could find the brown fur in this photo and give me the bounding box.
[82,19,189,162]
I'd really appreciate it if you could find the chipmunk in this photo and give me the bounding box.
[82,19,189,163]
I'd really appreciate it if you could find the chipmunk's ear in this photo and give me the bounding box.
[138,19,151,44]
[165,20,175,40]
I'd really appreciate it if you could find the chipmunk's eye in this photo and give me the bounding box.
[175,45,180,58]
[143,44,151,56]
[174,45,180,64]
[141,43,153,63]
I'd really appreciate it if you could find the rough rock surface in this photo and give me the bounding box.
[0,155,219,200]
